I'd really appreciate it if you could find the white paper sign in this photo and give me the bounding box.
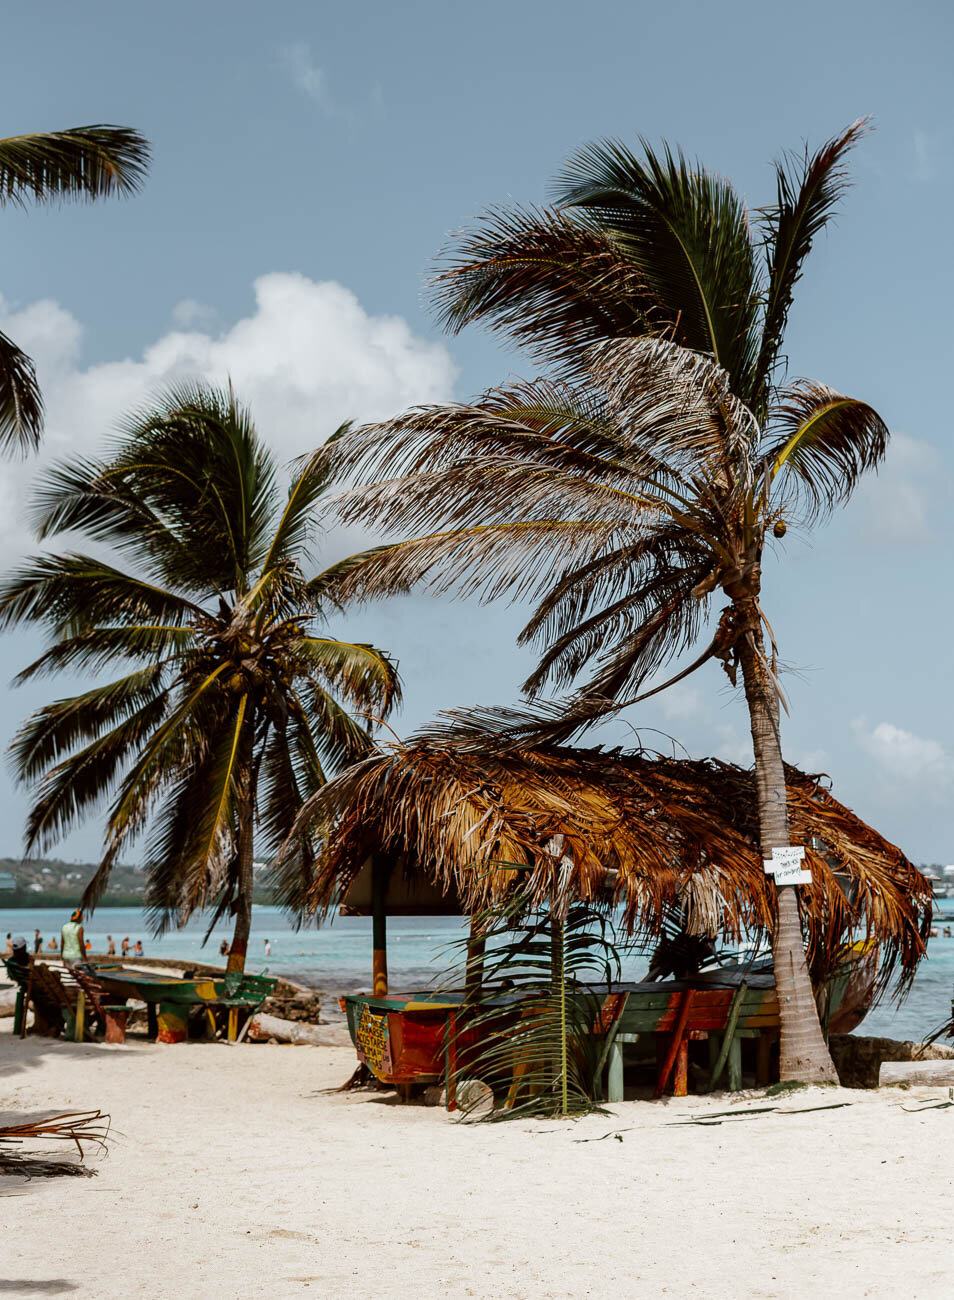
[772,865,813,886]
[771,846,805,868]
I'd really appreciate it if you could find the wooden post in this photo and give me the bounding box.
[673,1037,690,1096]
[464,915,486,1001]
[707,980,748,1092]
[371,856,388,997]
[654,989,695,1097]
[73,990,86,1043]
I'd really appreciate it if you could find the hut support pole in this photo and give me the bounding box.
[465,914,486,1001]
[372,857,388,997]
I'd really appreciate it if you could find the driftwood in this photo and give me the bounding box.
[831,1035,954,1088]
[879,1059,954,1087]
[246,1012,348,1047]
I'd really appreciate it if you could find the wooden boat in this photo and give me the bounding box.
[85,964,277,1043]
[343,960,865,1101]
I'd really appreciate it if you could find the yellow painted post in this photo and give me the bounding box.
[74,990,86,1042]
[228,1006,239,1042]
[372,857,389,997]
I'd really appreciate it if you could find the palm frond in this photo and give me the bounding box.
[0,554,202,635]
[0,125,150,206]
[430,204,661,371]
[0,329,43,451]
[765,381,889,520]
[553,138,762,396]
[296,637,401,717]
[754,121,869,401]
[15,624,194,682]
[23,690,171,859]
[10,666,167,781]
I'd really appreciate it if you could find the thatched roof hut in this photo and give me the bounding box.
[297,731,931,998]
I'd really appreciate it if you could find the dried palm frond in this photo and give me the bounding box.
[0,1109,110,1178]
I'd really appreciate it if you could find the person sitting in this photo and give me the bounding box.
[134,940,144,956]
[47,938,57,952]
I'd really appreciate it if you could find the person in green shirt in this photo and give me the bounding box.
[60,910,85,966]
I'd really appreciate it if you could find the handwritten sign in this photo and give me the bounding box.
[763,846,811,885]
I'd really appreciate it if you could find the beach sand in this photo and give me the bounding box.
[2,1021,951,1299]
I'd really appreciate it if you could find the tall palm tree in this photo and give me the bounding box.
[0,383,399,971]
[0,124,150,451]
[305,124,887,1081]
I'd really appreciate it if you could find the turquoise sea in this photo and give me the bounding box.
[3,904,952,1040]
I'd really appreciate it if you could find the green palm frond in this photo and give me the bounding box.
[765,381,889,520]
[7,378,395,953]
[15,625,194,682]
[431,204,660,372]
[296,637,401,717]
[25,691,171,858]
[754,121,868,404]
[0,329,43,452]
[0,125,150,206]
[553,138,762,395]
[0,554,202,634]
[441,891,622,1121]
[10,666,167,781]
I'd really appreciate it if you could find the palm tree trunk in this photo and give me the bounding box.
[734,598,838,1084]
[227,758,254,975]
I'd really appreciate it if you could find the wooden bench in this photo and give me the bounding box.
[601,978,780,1100]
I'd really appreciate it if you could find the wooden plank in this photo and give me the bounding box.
[879,1060,954,1087]
[654,990,696,1098]
[707,980,748,1092]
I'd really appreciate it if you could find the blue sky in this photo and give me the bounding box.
[0,0,951,863]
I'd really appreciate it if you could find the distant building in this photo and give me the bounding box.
[0,870,15,891]
[943,866,954,880]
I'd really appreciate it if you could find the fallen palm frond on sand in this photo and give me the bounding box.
[0,1110,110,1178]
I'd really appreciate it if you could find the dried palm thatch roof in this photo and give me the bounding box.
[293,725,931,1000]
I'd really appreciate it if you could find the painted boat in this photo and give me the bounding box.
[343,960,865,1096]
[85,964,277,1042]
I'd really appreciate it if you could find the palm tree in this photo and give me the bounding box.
[0,124,150,451]
[0,383,399,971]
[305,124,887,1081]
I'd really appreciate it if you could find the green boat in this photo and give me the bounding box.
[83,964,277,1042]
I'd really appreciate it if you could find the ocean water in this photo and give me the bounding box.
[3,904,952,1041]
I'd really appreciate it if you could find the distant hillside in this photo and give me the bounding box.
[0,857,277,907]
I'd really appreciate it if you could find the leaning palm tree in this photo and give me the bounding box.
[0,383,399,971]
[0,124,150,451]
[305,124,887,1081]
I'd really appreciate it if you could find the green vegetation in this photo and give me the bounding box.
[0,124,150,451]
[0,383,399,967]
[311,123,887,1083]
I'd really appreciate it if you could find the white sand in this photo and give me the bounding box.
[2,1021,952,1300]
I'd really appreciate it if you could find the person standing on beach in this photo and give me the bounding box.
[264,939,271,957]
[33,929,42,954]
[134,940,144,956]
[121,936,130,957]
[60,910,84,967]
[107,935,115,955]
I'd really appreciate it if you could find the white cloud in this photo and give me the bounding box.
[853,716,954,796]
[851,433,948,546]
[280,42,346,118]
[0,272,457,562]
[171,298,217,330]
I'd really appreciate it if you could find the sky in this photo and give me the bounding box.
[0,0,951,864]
